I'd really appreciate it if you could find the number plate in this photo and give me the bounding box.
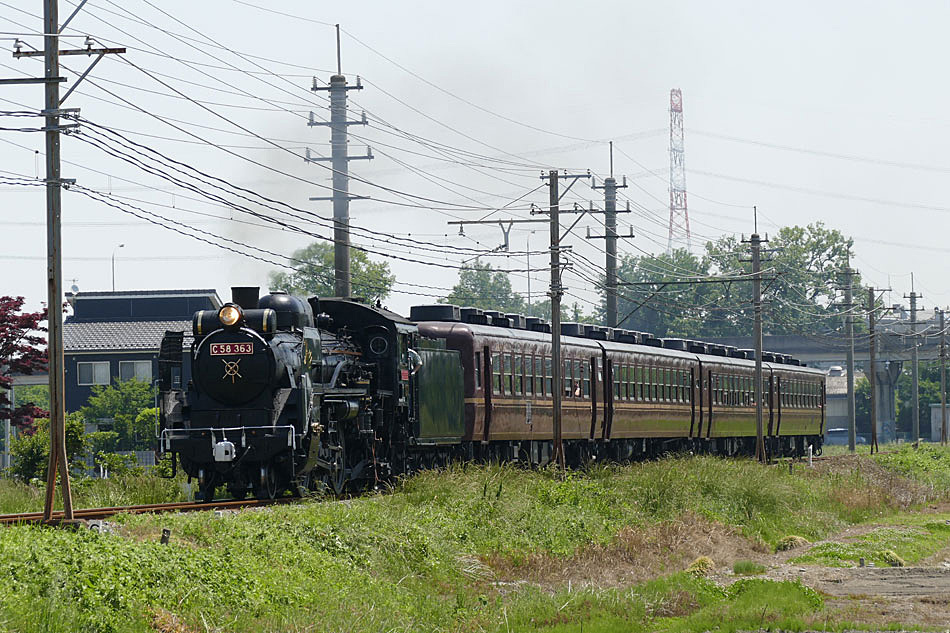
[210,342,253,355]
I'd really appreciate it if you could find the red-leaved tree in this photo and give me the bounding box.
[0,296,48,429]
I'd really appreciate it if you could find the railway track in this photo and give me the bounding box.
[0,496,298,526]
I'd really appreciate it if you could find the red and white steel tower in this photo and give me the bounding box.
[667,88,691,253]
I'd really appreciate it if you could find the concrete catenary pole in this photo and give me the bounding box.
[868,287,879,454]
[908,290,921,442]
[308,27,372,297]
[547,171,564,469]
[845,267,856,453]
[751,233,765,462]
[941,308,947,445]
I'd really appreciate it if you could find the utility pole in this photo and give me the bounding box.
[541,170,590,468]
[4,1,124,522]
[906,288,921,442]
[838,265,857,453]
[307,25,372,297]
[448,171,589,469]
[743,229,767,463]
[868,287,879,454]
[940,308,947,445]
[591,142,629,328]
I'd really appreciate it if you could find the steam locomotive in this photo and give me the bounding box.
[157,288,826,500]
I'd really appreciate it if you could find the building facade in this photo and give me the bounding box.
[63,289,220,411]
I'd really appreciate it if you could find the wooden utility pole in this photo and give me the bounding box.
[3,0,124,521]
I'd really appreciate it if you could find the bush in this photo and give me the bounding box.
[94,452,143,478]
[775,535,810,552]
[10,413,86,481]
[686,556,715,576]
[880,549,905,567]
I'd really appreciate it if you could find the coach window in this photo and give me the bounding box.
[502,353,512,395]
[582,362,591,398]
[544,356,553,396]
[614,364,623,400]
[492,354,501,395]
[474,352,482,390]
[534,356,543,396]
[514,354,523,396]
[525,355,533,396]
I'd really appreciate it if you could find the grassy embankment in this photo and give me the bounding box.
[0,444,948,632]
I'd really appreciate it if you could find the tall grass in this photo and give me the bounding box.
[0,444,944,631]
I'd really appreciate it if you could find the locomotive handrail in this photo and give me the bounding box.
[161,425,296,451]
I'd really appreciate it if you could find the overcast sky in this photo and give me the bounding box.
[1,0,947,320]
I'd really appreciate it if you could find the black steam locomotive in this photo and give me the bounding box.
[158,288,826,500]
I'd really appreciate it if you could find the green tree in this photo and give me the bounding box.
[855,376,871,435]
[896,362,941,438]
[440,261,526,313]
[80,379,156,451]
[13,384,48,413]
[608,248,715,337]
[704,223,863,337]
[10,412,85,481]
[608,224,864,338]
[269,242,396,300]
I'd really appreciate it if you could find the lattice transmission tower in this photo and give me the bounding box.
[667,88,691,253]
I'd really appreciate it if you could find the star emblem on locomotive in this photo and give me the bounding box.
[221,358,242,383]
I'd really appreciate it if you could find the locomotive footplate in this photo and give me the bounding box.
[161,425,297,469]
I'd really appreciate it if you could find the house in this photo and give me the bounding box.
[63,289,221,411]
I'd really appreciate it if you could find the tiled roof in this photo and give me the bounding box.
[66,289,217,298]
[64,320,191,352]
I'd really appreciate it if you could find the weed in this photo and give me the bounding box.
[732,559,766,575]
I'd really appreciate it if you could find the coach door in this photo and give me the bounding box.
[690,364,698,437]
[482,346,493,443]
[600,354,614,440]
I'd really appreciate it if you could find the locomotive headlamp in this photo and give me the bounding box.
[218,303,243,327]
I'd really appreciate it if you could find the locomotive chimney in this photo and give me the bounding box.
[231,286,260,309]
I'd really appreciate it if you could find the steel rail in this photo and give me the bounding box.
[0,496,299,525]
